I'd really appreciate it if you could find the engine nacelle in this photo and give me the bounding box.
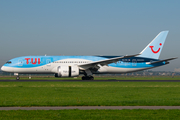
[55,65,79,77]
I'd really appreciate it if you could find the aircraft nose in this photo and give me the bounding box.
[1,66,5,71]
[1,66,14,72]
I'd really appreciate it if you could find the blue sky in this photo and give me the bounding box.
[0,0,179,71]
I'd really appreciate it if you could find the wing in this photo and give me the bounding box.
[78,54,140,70]
[146,57,178,64]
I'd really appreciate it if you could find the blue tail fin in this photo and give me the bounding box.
[138,31,169,59]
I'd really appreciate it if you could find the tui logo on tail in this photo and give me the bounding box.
[149,43,162,54]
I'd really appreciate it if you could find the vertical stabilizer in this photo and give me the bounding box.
[138,31,169,59]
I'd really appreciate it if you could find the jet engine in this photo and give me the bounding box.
[55,65,79,77]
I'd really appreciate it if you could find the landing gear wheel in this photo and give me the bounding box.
[82,76,86,80]
[82,76,94,80]
[16,76,20,80]
[90,76,94,80]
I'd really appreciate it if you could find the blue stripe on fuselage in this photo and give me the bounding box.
[3,56,164,68]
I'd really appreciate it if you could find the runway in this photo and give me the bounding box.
[0,80,180,82]
[1,106,180,110]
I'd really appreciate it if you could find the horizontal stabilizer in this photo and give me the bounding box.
[146,57,178,64]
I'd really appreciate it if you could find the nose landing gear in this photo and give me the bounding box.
[14,73,20,80]
[16,76,20,80]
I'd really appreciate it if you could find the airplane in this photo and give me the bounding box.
[1,31,177,80]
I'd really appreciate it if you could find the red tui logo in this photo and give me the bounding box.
[25,58,40,64]
[149,43,162,54]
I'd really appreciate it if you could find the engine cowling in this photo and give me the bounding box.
[55,65,79,77]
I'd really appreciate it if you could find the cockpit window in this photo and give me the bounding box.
[6,61,12,64]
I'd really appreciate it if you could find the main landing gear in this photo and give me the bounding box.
[82,76,94,80]
[81,69,94,80]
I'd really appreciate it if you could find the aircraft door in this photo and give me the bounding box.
[46,59,51,66]
[18,59,23,66]
[132,59,137,66]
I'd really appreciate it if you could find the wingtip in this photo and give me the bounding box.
[125,53,141,57]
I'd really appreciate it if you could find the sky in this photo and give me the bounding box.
[0,0,180,72]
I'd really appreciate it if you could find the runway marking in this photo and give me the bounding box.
[1,106,180,110]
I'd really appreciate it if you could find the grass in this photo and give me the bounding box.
[0,82,180,106]
[0,76,180,80]
[0,81,180,119]
[0,109,180,120]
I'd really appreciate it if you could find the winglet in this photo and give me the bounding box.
[125,53,141,58]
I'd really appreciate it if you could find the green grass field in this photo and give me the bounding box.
[1,82,180,106]
[0,109,180,120]
[1,81,180,119]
